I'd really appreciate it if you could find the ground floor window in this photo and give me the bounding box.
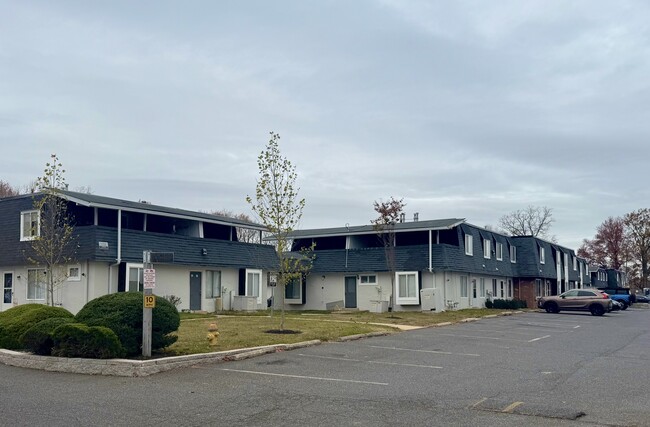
[246,269,263,304]
[491,279,497,298]
[500,281,505,298]
[507,280,513,298]
[460,276,468,298]
[395,271,419,305]
[206,270,221,298]
[127,264,143,292]
[285,275,302,300]
[27,269,46,300]
[535,279,543,297]
[359,275,377,285]
[479,278,485,297]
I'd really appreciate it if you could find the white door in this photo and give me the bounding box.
[2,272,13,312]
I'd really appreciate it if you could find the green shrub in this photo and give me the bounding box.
[51,323,124,359]
[20,317,75,355]
[491,299,527,309]
[0,305,74,350]
[485,299,494,309]
[75,292,180,356]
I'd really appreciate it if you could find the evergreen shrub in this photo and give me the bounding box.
[0,305,74,350]
[20,317,75,355]
[51,323,124,359]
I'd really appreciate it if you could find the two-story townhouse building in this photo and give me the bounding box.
[589,266,609,289]
[0,191,278,314]
[283,219,522,312]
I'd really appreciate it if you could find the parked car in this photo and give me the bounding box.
[635,294,650,303]
[610,300,622,311]
[538,289,612,316]
[597,287,633,308]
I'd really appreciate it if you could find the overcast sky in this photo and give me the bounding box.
[1,0,649,249]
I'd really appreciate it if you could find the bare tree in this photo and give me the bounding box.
[624,209,650,289]
[210,210,262,244]
[499,205,555,240]
[0,180,20,198]
[246,132,314,330]
[27,154,77,306]
[371,197,405,308]
[577,217,628,269]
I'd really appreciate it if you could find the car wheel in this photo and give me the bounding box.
[545,302,559,313]
[590,305,605,316]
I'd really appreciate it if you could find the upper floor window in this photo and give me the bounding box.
[496,242,503,261]
[510,245,517,263]
[20,210,40,241]
[483,239,491,259]
[465,234,473,256]
[540,247,546,264]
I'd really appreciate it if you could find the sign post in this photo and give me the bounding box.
[142,251,155,358]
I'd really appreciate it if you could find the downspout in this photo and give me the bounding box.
[108,209,122,294]
[85,259,90,304]
[429,229,434,290]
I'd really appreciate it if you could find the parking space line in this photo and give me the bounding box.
[297,354,443,369]
[368,345,480,357]
[433,333,529,342]
[457,327,543,337]
[528,335,551,342]
[502,401,524,413]
[220,369,389,385]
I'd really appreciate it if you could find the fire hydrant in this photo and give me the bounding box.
[207,322,219,346]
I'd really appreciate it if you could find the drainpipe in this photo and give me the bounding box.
[108,209,122,294]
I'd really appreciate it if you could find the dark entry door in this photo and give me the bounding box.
[190,272,202,310]
[345,276,357,308]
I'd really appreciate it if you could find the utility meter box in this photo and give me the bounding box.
[420,288,444,312]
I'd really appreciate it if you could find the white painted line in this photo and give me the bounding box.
[434,333,528,342]
[573,325,581,329]
[528,335,551,342]
[459,327,540,337]
[297,353,443,369]
[220,369,388,385]
[369,345,480,357]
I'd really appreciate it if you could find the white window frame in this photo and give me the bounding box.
[67,264,81,282]
[510,245,517,263]
[479,278,485,297]
[126,263,144,292]
[465,234,473,256]
[206,270,221,298]
[483,239,491,259]
[540,247,545,264]
[496,242,503,261]
[27,268,46,301]
[20,210,40,241]
[460,276,468,298]
[395,271,419,305]
[359,275,377,285]
[245,269,263,305]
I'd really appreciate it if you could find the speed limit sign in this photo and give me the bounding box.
[144,295,156,308]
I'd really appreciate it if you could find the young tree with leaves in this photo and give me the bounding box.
[28,154,77,306]
[371,197,406,308]
[246,132,313,330]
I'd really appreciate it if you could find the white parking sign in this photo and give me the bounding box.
[143,268,156,289]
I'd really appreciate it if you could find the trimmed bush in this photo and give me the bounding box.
[491,299,527,310]
[20,317,75,355]
[0,305,74,350]
[51,323,124,359]
[485,299,494,309]
[75,292,180,356]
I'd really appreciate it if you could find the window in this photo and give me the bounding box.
[510,245,517,263]
[285,276,302,301]
[540,247,545,264]
[20,210,40,241]
[460,276,468,298]
[4,272,14,304]
[500,280,505,298]
[67,265,81,281]
[483,239,491,259]
[492,279,497,298]
[246,269,263,304]
[206,270,221,298]
[465,234,473,256]
[479,278,485,297]
[507,279,512,298]
[535,279,543,297]
[496,242,503,261]
[359,275,377,285]
[127,264,143,292]
[395,271,418,305]
[27,268,46,300]
[573,257,577,271]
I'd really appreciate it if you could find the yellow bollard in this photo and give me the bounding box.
[207,322,219,346]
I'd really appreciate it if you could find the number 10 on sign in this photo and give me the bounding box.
[144,295,156,308]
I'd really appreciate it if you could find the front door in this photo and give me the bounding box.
[344,276,357,308]
[2,272,13,311]
[189,272,202,311]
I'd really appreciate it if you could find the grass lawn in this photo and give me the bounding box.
[162,308,521,356]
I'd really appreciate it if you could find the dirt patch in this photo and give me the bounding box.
[265,329,302,335]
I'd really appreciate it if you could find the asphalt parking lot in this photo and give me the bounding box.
[2,307,650,426]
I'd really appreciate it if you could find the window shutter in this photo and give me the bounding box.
[301,274,307,304]
[238,268,246,295]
